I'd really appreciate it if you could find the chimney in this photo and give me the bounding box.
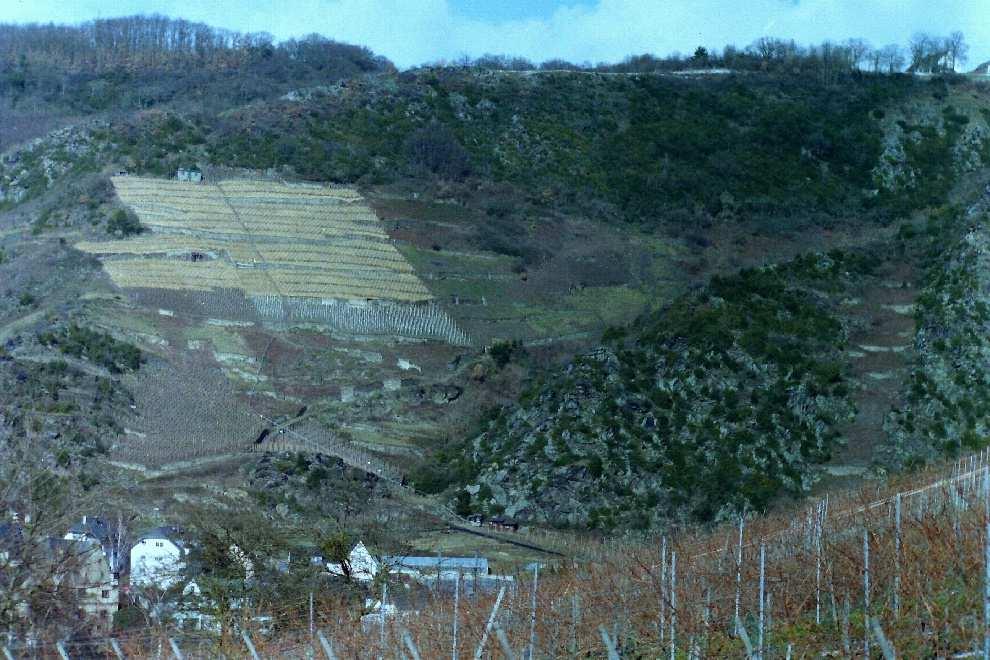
[83,515,88,525]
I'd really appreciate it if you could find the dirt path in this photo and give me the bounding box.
[825,259,917,483]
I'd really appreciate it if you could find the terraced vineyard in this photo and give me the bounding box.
[77,177,468,343]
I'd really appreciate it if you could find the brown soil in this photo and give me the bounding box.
[826,260,917,484]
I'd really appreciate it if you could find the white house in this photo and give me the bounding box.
[327,541,379,582]
[176,168,203,183]
[130,527,188,591]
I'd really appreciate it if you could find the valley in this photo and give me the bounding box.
[1,13,990,654]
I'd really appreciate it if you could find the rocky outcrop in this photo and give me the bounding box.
[462,253,870,529]
[249,452,392,520]
[872,96,990,194]
[0,122,109,206]
[883,187,990,467]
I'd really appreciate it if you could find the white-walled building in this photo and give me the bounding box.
[130,526,188,590]
[327,541,379,582]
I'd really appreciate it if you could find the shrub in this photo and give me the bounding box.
[106,208,144,237]
[489,339,524,369]
[37,324,142,373]
[403,122,472,180]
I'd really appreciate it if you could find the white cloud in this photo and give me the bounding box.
[0,0,986,69]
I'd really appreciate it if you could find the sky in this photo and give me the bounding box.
[1,0,987,70]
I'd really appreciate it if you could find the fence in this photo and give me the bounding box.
[10,452,990,657]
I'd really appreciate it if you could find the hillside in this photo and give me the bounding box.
[4,18,990,642]
[2,65,989,509]
[437,80,990,528]
[460,251,868,527]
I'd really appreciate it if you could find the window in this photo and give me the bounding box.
[155,541,164,548]
[102,590,110,599]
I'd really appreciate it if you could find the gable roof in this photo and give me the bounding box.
[135,526,186,549]
[67,516,113,543]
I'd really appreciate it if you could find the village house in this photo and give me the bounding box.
[64,515,126,579]
[383,554,513,595]
[1,516,121,634]
[326,541,380,582]
[130,526,189,591]
[62,516,125,631]
[326,541,501,586]
[56,537,119,633]
[173,580,273,635]
[176,168,203,183]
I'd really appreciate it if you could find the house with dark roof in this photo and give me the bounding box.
[57,537,120,633]
[64,515,126,577]
[130,526,189,591]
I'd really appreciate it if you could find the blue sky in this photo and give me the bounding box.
[1,0,987,69]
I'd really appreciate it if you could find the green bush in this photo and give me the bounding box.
[106,208,144,236]
[206,71,917,231]
[489,340,524,369]
[38,324,142,373]
[466,248,869,527]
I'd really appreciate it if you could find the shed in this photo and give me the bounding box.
[176,168,203,183]
[384,555,489,576]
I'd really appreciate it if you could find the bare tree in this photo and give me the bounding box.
[846,39,872,71]
[908,32,950,73]
[946,31,969,71]
[0,441,94,639]
[880,44,906,73]
[814,41,854,85]
[750,37,778,62]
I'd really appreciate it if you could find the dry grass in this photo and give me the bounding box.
[16,456,990,657]
[79,177,433,302]
[274,454,990,658]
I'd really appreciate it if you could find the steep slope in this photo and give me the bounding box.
[208,70,909,228]
[460,251,871,528]
[2,56,989,541]
[884,192,990,467]
[822,247,919,481]
[446,81,990,529]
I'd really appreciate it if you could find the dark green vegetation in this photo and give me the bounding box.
[2,14,990,546]
[207,71,918,230]
[38,324,143,373]
[450,250,884,528]
[106,208,144,237]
